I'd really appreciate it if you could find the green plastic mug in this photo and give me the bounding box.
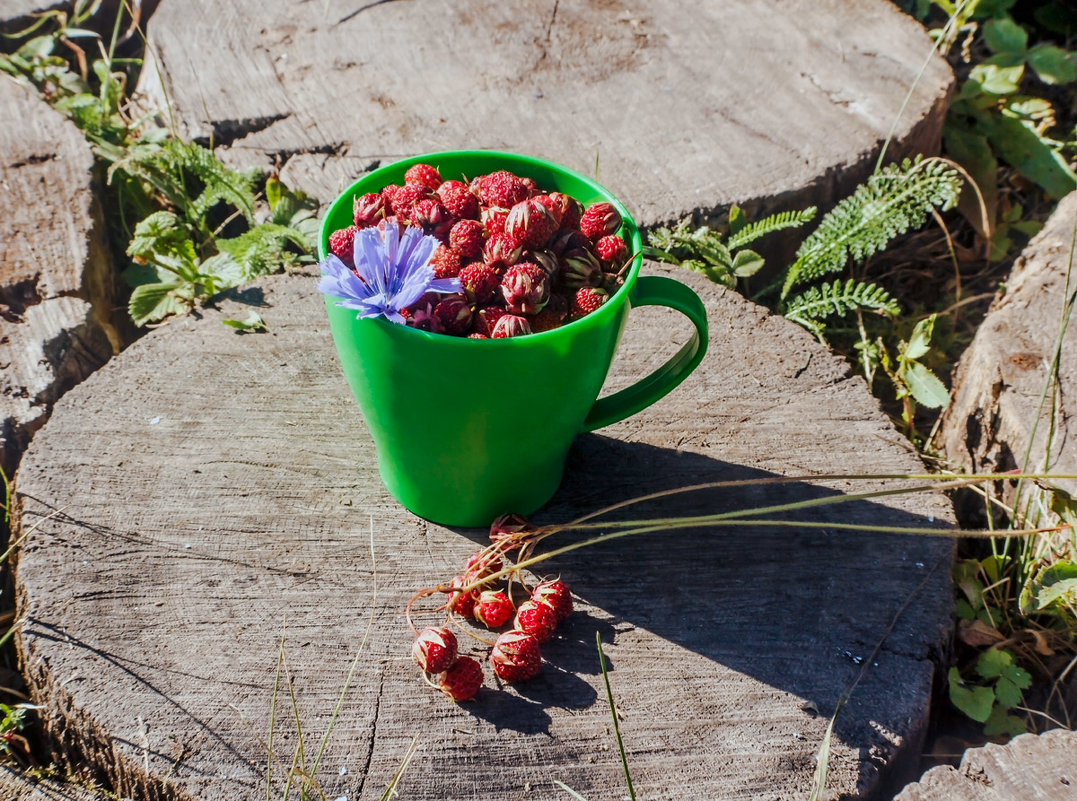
[319,151,708,526]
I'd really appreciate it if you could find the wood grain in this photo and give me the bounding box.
[895,728,1077,800]
[14,265,954,800]
[135,0,952,230]
[0,76,118,475]
[0,766,116,801]
[936,191,1077,504]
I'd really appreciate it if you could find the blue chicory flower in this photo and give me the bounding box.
[318,224,460,323]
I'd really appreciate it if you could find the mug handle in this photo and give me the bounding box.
[582,275,709,432]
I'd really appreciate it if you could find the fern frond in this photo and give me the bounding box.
[728,207,817,250]
[781,157,961,299]
[782,279,901,338]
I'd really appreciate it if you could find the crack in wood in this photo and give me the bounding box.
[355,671,384,798]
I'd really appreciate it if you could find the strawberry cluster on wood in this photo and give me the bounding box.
[408,514,575,701]
[326,163,630,338]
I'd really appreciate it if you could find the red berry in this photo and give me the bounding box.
[501,262,550,315]
[446,575,478,617]
[404,163,443,192]
[474,590,514,628]
[477,170,530,209]
[490,513,534,545]
[481,206,509,235]
[571,287,609,320]
[483,231,523,272]
[532,194,564,227]
[559,247,603,289]
[531,580,573,623]
[579,202,622,240]
[391,183,435,223]
[547,192,583,230]
[459,263,501,305]
[410,198,451,232]
[438,180,480,219]
[449,219,485,258]
[505,197,559,249]
[412,626,458,673]
[429,244,463,279]
[595,234,628,267]
[439,656,483,701]
[490,630,542,683]
[328,225,359,267]
[472,305,508,337]
[528,302,565,333]
[464,550,503,584]
[434,294,473,336]
[491,313,532,339]
[514,600,558,643]
[353,192,387,228]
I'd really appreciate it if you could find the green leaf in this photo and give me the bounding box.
[732,249,765,277]
[222,311,268,332]
[127,210,198,269]
[902,362,950,409]
[956,598,977,620]
[993,676,1023,709]
[980,113,1077,198]
[266,175,283,210]
[728,204,746,236]
[969,56,1025,95]
[904,315,936,360]
[128,282,187,327]
[982,17,1027,56]
[1021,561,1077,613]
[943,124,998,239]
[975,648,1013,680]
[948,668,995,722]
[983,706,1027,737]
[969,0,1016,18]
[1027,45,1077,85]
[1002,663,1032,691]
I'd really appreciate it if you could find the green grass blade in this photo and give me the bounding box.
[597,633,635,801]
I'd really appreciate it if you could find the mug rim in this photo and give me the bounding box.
[317,149,643,347]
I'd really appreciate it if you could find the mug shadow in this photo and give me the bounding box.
[449,433,952,782]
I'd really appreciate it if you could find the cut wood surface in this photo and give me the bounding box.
[136,0,952,228]
[0,77,118,475]
[937,191,1077,500]
[0,767,115,801]
[14,265,954,800]
[895,728,1077,800]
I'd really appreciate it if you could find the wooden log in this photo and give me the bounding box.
[14,266,954,800]
[0,765,115,801]
[894,728,1077,800]
[936,191,1077,505]
[135,0,952,231]
[0,77,119,476]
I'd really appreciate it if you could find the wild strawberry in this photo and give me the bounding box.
[352,192,387,228]
[474,590,514,628]
[483,231,523,271]
[464,550,503,584]
[505,197,558,249]
[489,512,534,545]
[547,192,583,230]
[328,225,359,267]
[390,183,435,223]
[412,626,458,673]
[529,299,565,333]
[404,163,443,192]
[434,294,473,335]
[439,656,483,701]
[513,600,558,643]
[549,229,591,256]
[532,194,564,227]
[472,305,508,337]
[501,263,550,315]
[571,287,609,319]
[520,176,540,197]
[490,630,542,683]
[595,234,628,267]
[411,198,451,232]
[450,219,485,258]
[527,249,560,279]
[559,248,603,289]
[438,180,480,219]
[531,580,573,623]
[404,292,442,333]
[477,170,529,209]
[429,244,463,279]
[446,575,478,617]
[481,206,509,236]
[380,183,403,208]
[491,314,532,338]
[579,202,622,240]
[468,333,488,339]
[459,263,501,305]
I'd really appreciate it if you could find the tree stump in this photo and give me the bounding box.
[0,766,113,801]
[894,728,1077,800]
[136,0,952,230]
[13,266,954,800]
[0,77,119,476]
[936,191,1077,504]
